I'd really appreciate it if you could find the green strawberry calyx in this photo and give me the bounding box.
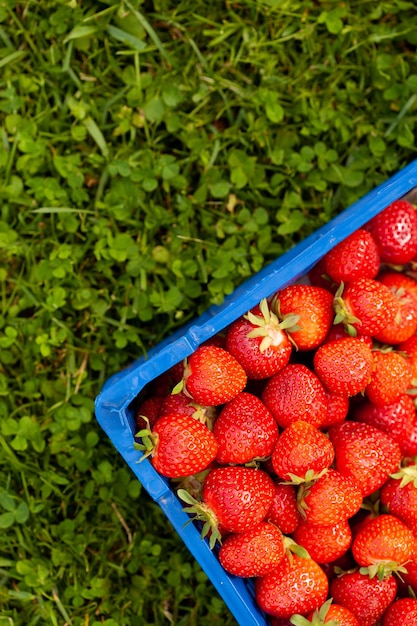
[134,416,158,462]
[176,488,222,549]
[390,463,417,488]
[359,560,409,581]
[245,298,300,352]
[333,282,361,336]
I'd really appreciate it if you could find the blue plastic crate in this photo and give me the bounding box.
[95,159,417,626]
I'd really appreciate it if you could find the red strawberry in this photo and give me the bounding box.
[351,513,416,578]
[324,322,373,348]
[320,391,350,428]
[271,421,335,482]
[313,337,373,397]
[272,283,334,351]
[374,271,417,344]
[261,363,329,428]
[213,392,278,465]
[159,391,217,429]
[364,199,417,265]
[322,228,380,283]
[267,482,300,534]
[142,412,218,478]
[149,361,184,396]
[225,299,294,379]
[179,466,275,547]
[380,464,417,535]
[382,598,417,626]
[365,349,413,407]
[218,521,285,578]
[292,518,352,565]
[353,394,416,456]
[330,569,397,626]
[183,345,247,406]
[298,468,362,525]
[255,554,328,619]
[327,421,402,497]
[398,332,417,379]
[135,395,164,430]
[333,277,399,337]
[300,599,361,626]
[401,418,417,457]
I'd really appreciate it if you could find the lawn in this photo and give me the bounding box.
[1,1,417,624]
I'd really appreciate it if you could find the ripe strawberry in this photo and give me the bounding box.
[135,395,164,430]
[401,418,417,457]
[179,466,275,547]
[149,361,184,396]
[213,392,279,465]
[261,363,329,428]
[267,481,300,534]
[218,521,285,578]
[374,271,417,344]
[183,345,247,406]
[380,464,417,535]
[142,412,218,478]
[398,332,417,379]
[255,553,328,619]
[382,598,417,626]
[313,337,373,397]
[364,199,417,265]
[225,299,294,379]
[298,468,362,525]
[330,569,397,626]
[365,349,413,407]
[293,598,361,626]
[159,391,217,429]
[351,513,416,578]
[272,283,334,351]
[324,322,373,348]
[271,421,335,482]
[353,394,416,456]
[322,228,380,283]
[320,391,350,428]
[327,420,402,497]
[333,277,399,337]
[291,518,352,565]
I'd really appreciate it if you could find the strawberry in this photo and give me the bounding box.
[292,598,361,625]
[149,361,184,396]
[261,363,329,428]
[380,464,417,535]
[272,283,334,351]
[138,412,218,478]
[320,391,350,428]
[333,277,399,337]
[183,345,247,406]
[271,421,335,482]
[322,228,380,283]
[159,391,217,429]
[374,271,417,344]
[218,521,285,578]
[267,481,300,534]
[327,420,402,497]
[401,418,417,457]
[381,598,417,626]
[213,392,279,465]
[225,299,294,379]
[324,322,373,348]
[291,517,352,565]
[313,337,373,397]
[365,349,413,407]
[179,466,275,546]
[353,394,416,456]
[364,199,417,265]
[329,569,397,626]
[255,554,328,619]
[298,468,362,525]
[351,513,416,578]
[398,332,417,379]
[135,395,164,430]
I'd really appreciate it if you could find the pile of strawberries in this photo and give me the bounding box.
[134,199,417,625]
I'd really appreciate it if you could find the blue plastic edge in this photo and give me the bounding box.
[95,158,417,626]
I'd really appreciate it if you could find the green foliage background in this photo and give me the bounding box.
[1,0,417,624]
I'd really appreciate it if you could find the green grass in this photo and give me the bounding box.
[1,0,417,624]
